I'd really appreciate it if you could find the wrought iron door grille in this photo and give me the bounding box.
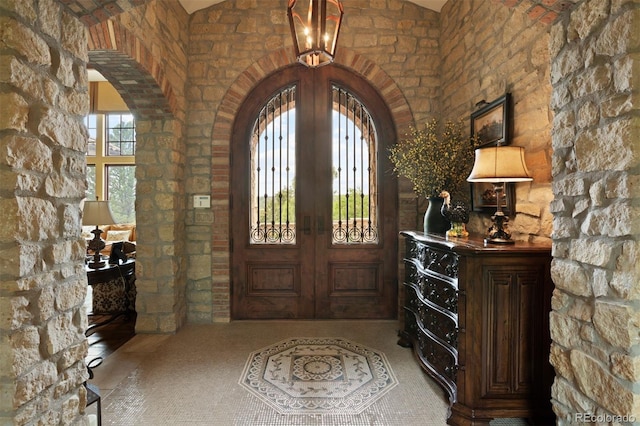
[249,86,296,244]
[332,86,379,244]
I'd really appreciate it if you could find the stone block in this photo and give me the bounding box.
[44,312,81,356]
[569,238,615,267]
[60,11,87,62]
[10,326,40,377]
[550,311,583,348]
[39,0,61,40]
[0,17,51,66]
[187,255,211,280]
[37,106,87,152]
[17,197,58,242]
[593,301,638,350]
[570,349,637,415]
[595,10,633,57]
[551,216,578,239]
[550,344,574,382]
[0,93,29,132]
[4,135,53,174]
[550,258,591,297]
[613,54,635,92]
[567,0,608,41]
[14,360,57,406]
[581,119,639,172]
[581,202,640,237]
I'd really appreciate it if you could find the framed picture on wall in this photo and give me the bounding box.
[470,93,514,214]
[470,182,515,215]
[470,93,511,147]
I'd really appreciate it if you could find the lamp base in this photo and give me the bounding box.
[86,226,106,269]
[485,211,514,245]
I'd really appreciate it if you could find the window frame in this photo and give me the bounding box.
[85,112,136,223]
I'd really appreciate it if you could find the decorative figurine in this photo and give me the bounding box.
[439,190,470,238]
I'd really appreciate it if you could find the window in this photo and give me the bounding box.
[85,113,136,223]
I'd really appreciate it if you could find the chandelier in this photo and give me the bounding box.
[287,0,344,67]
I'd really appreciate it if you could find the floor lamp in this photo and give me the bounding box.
[467,145,532,244]
[83,200,116,269]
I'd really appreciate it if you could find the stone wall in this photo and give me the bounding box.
[0,0,90,423]
[185,0,441,322]
[440,0,554,243]
[548,0,640,422]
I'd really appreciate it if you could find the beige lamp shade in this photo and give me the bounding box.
[82,200,116,226]
[467,146,533,183]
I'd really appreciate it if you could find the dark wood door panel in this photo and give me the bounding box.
[231,64,397,320]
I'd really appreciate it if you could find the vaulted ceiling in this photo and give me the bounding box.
[64,0,576,27]
[178,0,447,14]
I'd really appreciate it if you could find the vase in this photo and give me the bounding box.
[423,196,450,235]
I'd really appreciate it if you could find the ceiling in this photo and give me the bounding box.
[178,0,447,14]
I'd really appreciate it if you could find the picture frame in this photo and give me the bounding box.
[469,93,514,214]
[470,93,511,148]
[470,182,515,215]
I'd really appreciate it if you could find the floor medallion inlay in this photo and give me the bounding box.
[239,337,398,414]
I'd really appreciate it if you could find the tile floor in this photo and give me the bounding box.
[86,320,530,425]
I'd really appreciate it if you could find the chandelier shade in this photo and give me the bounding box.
[287,0,344,67]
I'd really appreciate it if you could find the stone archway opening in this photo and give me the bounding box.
[87,21,187,334]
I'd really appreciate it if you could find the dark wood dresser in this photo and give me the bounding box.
[398,231,554,425]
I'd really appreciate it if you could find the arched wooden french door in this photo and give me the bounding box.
[231,65,397,319]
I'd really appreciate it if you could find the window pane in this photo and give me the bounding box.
[85,115,97,156]
[86,165,96,200]
[106,165,136,223]
[106,113,136,156]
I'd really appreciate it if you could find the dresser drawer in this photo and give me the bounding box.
[404,283,458,347]
[417,329,458,383]
[406,238,459,279]
[405,261,458,313]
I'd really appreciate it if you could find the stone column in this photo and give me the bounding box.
[549,1,640,422]
[134,119,187,333]
[0,1,90,423]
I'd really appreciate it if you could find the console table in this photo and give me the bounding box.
[398,231,554,425]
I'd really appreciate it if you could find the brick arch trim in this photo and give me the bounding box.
[87,20,175,120]
[212,46,413,167]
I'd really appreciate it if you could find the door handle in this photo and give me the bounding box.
[317,216,324,234]
[303,215,311,234]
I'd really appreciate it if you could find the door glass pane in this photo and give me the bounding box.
[332,86,378,244]
[249,86,296,244]
[106,165,136,223]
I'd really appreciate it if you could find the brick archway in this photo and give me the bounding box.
[87,20,176,120]
[210,47,413,320]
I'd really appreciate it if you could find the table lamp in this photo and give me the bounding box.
[83,199,116,268]
[467,145,532,244]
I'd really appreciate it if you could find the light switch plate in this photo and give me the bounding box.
[194,195,211,209]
